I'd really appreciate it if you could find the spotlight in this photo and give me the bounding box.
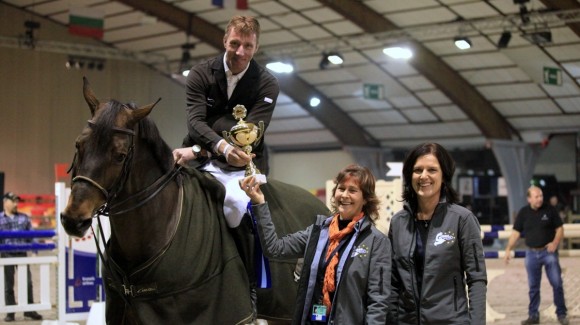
[454,36,472,50]
[522,30,552,45]
[266,61,294,73]
[179,43,195,74]
[383,47,412,59]
[519,5,530,24]
[497,31,512,48]
[326,52,343,65]
[309,97,321,107]
[65,56,106,71]
[319,56,329,70]
[319,51,343,70]
[21,20,40,49]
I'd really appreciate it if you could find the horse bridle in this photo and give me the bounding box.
[69,120,180,217]
[70,120,136,217]
[67,118,181,303]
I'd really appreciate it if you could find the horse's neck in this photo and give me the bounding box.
[108,168,180,270]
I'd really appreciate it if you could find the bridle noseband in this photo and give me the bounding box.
[70,120,136,217]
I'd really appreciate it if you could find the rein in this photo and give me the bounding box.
[68,119,182,301]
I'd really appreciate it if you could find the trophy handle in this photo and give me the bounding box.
[252,121,265,146]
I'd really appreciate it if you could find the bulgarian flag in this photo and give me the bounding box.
[212,0,248,10]
[69,8,104,39]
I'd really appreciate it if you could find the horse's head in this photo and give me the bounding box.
[60,77,160,237]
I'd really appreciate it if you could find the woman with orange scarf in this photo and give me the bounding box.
[241,164,391,324]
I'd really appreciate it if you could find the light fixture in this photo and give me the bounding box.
[179,43,195,75]
[518,3,530,24]
[521,29,552,45]
[383,47,412,59]
[21,20,40,49]
[266,61,294,73]
[65,56,105,71]
[454,36,472,50]
[309,97,320,107]
[319,51,343,70]
[497,31,512,48]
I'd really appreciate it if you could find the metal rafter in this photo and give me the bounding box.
[317,0,515,140]
[540,0,580,37]
[114,0,379,148]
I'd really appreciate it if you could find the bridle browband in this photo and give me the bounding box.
[67,116,181,303]
[69,119,180,217]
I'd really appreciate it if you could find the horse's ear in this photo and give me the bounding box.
[132,98,162,122]
[83,77,100,117]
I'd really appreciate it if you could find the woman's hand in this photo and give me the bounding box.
[240,176,266,204]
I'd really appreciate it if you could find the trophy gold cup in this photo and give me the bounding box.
[222,104,267,184]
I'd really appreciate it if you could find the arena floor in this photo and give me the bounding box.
[5,255,580,324]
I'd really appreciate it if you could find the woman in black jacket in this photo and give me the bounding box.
[388,143,487,324]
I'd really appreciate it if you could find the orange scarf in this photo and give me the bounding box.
[322,212,364,313]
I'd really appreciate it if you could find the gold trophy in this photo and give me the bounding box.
[222,105,267,183]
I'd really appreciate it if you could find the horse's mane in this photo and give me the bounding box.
[93,100,175,174]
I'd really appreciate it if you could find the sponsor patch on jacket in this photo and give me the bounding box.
[264,97,273,103]
[433,231,456,246]
[351,244,368,258]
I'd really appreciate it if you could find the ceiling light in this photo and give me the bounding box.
[179,43,195,75]
[519,4,530,24]
[65,56,105,71]
[266,61,294,73]
[454,36,472,50]
[319,51,343,70]
[522,30,552,45]
[383,47,412,59]
[327,52,343,65]
[497,31,512,48]
[309,97,320,107]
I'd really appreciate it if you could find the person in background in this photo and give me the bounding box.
[240,164,392,324]
[505,186,569,325]
[171,15,279,321]
[1,192,43,322]
[388,142,487,324]
[549,194,567,222]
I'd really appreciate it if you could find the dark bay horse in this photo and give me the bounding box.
[60,78,330,324]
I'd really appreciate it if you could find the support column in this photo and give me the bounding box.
[490,140,542,223]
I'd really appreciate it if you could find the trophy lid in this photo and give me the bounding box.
[232,105,247,121]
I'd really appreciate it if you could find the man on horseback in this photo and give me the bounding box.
[172,15,279,321]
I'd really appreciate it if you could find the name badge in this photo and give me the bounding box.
[311,304,327,322]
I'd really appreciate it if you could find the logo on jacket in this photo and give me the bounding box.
[433,231,456,246]
[541,214,549,221]
[351,244,368,258]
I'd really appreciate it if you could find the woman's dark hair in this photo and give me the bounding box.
[401,143,459,210]
[330,164,381,221]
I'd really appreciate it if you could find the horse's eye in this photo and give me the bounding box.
[115,153,127,163]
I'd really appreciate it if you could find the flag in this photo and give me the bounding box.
[212,0,248,10]
[54,163,69,182]
[69,8,104,39]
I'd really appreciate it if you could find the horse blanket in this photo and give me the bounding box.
[104,167,253,325]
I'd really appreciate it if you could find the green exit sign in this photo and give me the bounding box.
[363,84,383,100]
[543,67,562,86]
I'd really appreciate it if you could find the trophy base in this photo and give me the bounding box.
[246,173,267,185]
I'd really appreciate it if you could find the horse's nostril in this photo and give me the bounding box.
[60,214,92,238]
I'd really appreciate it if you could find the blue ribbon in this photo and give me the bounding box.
[247,202,272,288]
